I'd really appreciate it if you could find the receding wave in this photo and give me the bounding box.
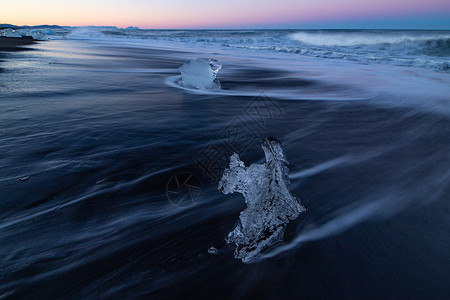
[165,75,367,101]
[51,28,450,71]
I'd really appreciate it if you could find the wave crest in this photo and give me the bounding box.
[289,32,450,47]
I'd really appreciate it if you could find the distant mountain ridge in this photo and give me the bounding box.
[0,24,65,30]
[0,24,20,29]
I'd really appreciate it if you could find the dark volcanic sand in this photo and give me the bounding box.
[0,37,36,52]
[0,39,449,299]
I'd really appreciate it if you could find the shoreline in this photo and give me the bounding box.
[0,36,37,52]
[0,33,449,299]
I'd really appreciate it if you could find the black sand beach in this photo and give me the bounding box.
[0,37,449,299]
[0,36,36,52]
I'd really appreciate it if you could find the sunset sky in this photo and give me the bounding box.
[3,0,450,29]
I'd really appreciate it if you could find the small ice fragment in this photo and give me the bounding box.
[208,247,218,255]
[179,58,222,90]
[18,176,30,182]
[218,137,306,263]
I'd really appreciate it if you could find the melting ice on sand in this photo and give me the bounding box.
[179,58,222,90]
[218,137,306,263]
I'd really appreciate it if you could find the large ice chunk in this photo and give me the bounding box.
[179,58,221,90]
[218,137,306,263]
[1,28,51,40]
[30,30,48,41]
[2,28,22,38]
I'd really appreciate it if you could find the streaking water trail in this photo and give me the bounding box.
[1,32,449,299]
[260,158,450,261]
[259,197,394,260]
[165,75,368,101]
[290,157,351,179]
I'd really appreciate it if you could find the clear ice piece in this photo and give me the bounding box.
[208,247,218,255]
[218,137,306,263]
[179,58,221,90]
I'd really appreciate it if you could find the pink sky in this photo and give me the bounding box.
[3,0,450,28]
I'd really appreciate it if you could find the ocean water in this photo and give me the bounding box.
[0,30,449,299]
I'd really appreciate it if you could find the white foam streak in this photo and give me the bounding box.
[165,75,366,101]
[259,196,394,260]
[258,150,450,262]
[290,32,450,47]
[290,157,350,179]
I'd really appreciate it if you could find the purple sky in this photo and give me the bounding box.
[3,0,450,28]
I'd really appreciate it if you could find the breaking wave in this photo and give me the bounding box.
[47,28,450,71]
[289,31,450,47]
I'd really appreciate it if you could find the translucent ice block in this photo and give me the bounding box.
[179,58,222,90]
[218,137,306,263]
